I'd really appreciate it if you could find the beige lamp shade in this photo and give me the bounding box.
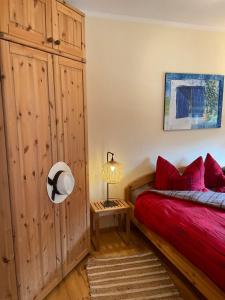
[102,160,123,184]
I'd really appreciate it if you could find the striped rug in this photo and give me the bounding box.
[86,251,183,300]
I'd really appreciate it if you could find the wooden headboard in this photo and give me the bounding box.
[125,173,154,203]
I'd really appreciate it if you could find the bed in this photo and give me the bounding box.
[125,171,225,300]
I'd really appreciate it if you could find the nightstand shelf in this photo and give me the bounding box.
[90,199,130,250]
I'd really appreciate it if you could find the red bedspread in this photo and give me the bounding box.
[134,191,225,291]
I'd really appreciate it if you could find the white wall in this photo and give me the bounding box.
[86,16,225,202]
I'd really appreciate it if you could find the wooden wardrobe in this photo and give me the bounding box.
[0,1,89,300]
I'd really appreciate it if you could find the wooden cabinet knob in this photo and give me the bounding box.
[47,37,53,43]
[27,25,32,31]
[54,40,61,45]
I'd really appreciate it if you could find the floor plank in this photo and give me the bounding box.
[45,228,205,300]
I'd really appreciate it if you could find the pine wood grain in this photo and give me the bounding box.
[0,0,85,60]
[0,52,18,300]
[82,64,90,250]
[0,2,88,298]
[0,0,53,48]
[90,200,130,250]
[45,229,204,300]
[54,55,89,277]
[52,1,85,58]
[0,40,62,300]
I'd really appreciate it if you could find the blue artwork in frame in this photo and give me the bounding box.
[164,73,224,130]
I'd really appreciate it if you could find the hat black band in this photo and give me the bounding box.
[48,170,64,201]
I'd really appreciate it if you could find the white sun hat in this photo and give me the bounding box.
[47,162,75,203]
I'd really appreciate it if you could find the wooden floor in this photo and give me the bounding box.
[45,228,205,300]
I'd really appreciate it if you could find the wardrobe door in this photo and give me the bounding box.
[0,0,53,48]
[54,56,89,276]
[0,75,17,299]
[0,40,61,300]
[52,1,85,59]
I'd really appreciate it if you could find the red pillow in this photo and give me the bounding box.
[204,153,225,190]
[155,156,205,191]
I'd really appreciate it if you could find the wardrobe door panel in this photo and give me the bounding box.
[52,2,85,59]
[0,70,18,300]
[54,56,89,276]
[0,40,61,300]
[0,0,53,48]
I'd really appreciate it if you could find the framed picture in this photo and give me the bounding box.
[164,73,224,131]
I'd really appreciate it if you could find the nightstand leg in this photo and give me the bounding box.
[91,211,95,249]
[125,211,130,244]
[95,214,100,251]
[118,214,122,231]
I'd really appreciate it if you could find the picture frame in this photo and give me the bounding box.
[164,73,224,131]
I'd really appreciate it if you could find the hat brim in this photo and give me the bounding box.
[47,162,75,204]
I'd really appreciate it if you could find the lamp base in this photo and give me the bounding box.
[103,199,118,208]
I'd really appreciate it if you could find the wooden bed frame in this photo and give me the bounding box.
[125,172,225,300]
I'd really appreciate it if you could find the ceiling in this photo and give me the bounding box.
[69,0,225,30]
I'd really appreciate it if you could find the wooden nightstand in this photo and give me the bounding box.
[90,199,130,250]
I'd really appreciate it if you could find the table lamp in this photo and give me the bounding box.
[102,152,123,207]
